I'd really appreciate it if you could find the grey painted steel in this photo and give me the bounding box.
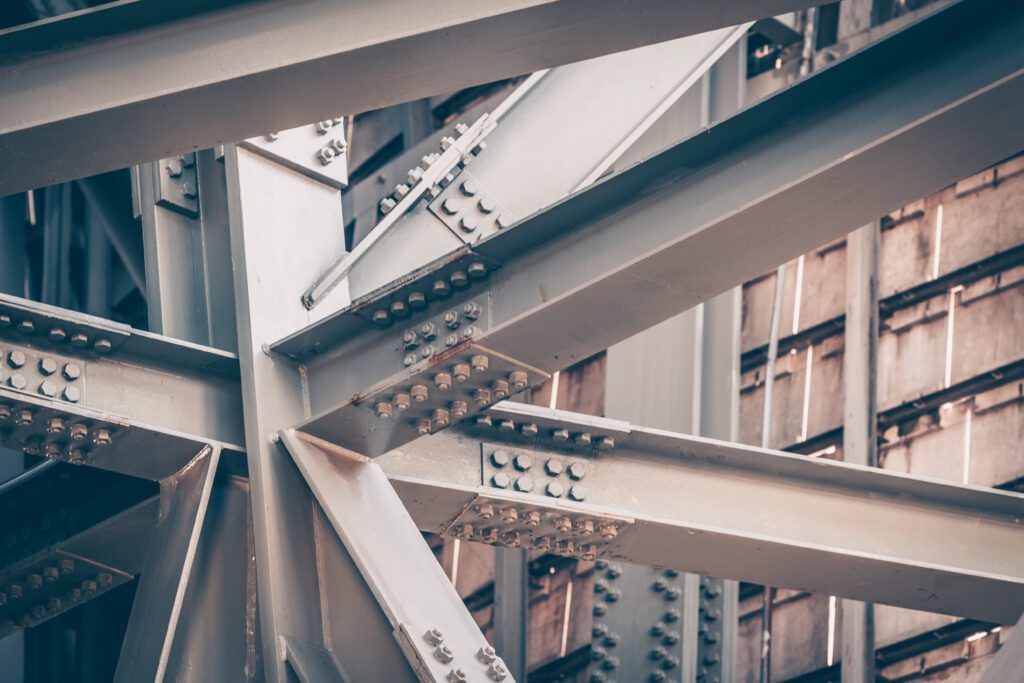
[979,613,1024,683]
[224,144,351,683]
[0,195,25,297]
[493,548,528,682]
[841,223,879,683]
[280,0,1024,458]
[114,446,221,682]
[0,0,815,195]
[136,151,237,350]
[380,402,1024,624]
[281,429,512,682]
[83,209,111,317]
[76,173,147,296]
[345,24,750,304]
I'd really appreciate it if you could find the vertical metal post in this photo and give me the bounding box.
[494,548,529,681]
[84,207,111,318]
[41,184,73,308]
[841,223,878,683]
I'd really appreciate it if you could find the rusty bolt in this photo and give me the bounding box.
[523,510,541,527]
[473,388,491,408]
[508,370,528,392]
[97,573,112,588]
[374,401,393,419]
[501,531,521,548]
[15,410,33,427]
[65,588,81,603]
[407,292,426,311]
[467,262,488,280]
[533,537,552,552]
[491,379,509,400]
[22,438,42,456]
[514,476,533,493]
[8,585,22,600]
[452,363,470,383]
[499,507,518,524]
[480,528,498,543]
[580,544,598,561]
[408,385,428,403]
[575,432,593,447]
[92,428,113,447]
[46,417,66,435]
[553,517,572,534]
[575,519,595,535]
[449,400,468,419]
[44,442,62,459]
[469,355,489,374]
[39,358,57,376]
[498,419,515,432]
[599,523,619,541]
[431,408,451,427]
[476,504,496,520]
[556,539,574,557]
[81,580,97,596]
[392,393,411,412]
[415,419,432,436]
[0,405,9,421]
[47,597,61,613]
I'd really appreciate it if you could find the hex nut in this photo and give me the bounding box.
[81,580,97,595]
[92,429,113,447]
[490,449,510,467]
[500,531,520,548]
[598,435,615,450]
[477,646,497,664]
[552,428,569,441]
[375,401,393,419]
[403,330,420,349]
[544,459,563,476]
[449,400,468,419]
[46,418,66,436]
[39,358,57,376]
[452,363,471,383]
[476,504,495,520]
[69,424,88,441]
[410,385,429,403]
[70,332,88,348]
[390,301,410,318]
[568,486,588,502]
[567,462,587,480]
[447,669,468,683]
[575,432,593,447]
[467,262,488,280]
[431,408,451,427]
[7,351,26,368]
[14,410,33,427]
[42,567,58,583]
[27,574,42,590]
[553,517,572,533]
[470,354,489,373]
[450,271,469,288]
[48,327,67,343]
[491,472,511,489]
[523,510,541,527]
[459,215,477,232]
[533,537,552,552]
[599,523,619,540]
[432,280,451,297]
[415,419,432,436]
[513,454,532,471]
[93,338,113,354]
[39,380,57,397]
[497,419,515,432]
[392,393,411,412]
[500,507,517,524]
[491,379,509,399]
[434,372,452,391]
[62,363,81,381]
[424,628,445,645]
[419,322,438,340]
[520,422,538,437]
[478,197,495,214]
[487,662,508,681]
[473,388,491,407]
[63,386,81,403]
[433,645,455,664]
[8,374,26,390]
[514,476,533,493]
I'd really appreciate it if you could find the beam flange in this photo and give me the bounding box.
[376,403,1024,625]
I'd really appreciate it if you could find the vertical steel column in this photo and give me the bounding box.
[135,151,237,350]
[841,223,878,683]
[494,548,529,681]
[83,208,111,318]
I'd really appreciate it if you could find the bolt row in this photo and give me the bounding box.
[1,351,82,402]
[369,264,491,328]
[0,315,113,354]
[421,628,508,681]
[473,415,615,450]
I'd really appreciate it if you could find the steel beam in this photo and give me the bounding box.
[277,0,1024,457]
[376,402,1024,624]
[980,612,1024,683]
[0,0,815,194]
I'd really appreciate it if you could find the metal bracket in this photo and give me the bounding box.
[0,294,130,355]
[240,118,349,189]
[154,152,200,218]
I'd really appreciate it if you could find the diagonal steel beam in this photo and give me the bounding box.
[0,0,815,194]
[276,0,1024,457]
[375,402,1024,625]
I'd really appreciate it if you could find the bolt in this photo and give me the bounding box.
[650,671,668,683]
[433,645,455,664]
[462,326,477,340]
[477,503,496,520]
[513,454,532,471]
[487,662,508,681]
[392,393,411,412]
[498,419,515,432]
[22,438,42,456]
[432,280,451,297]
[371,310,391,326]
[444,311,460,329]
[424,628,445,645]
[664,655,681,670]
[450,271,469,288]
[434,372,452,391]
[664,586,681,602]
[65,588,81,603]
[0,405,9,421]
[491,472,511,489]
[467,263,488,281]
[92,428,112,447]
[15,410,32,427]
[470,355,489,373]
[81,580,97,596]
[450,400,468,419]
[568,485,588,501]
[441,198,460,216]
[499,507,518,525]
[553,517,572,534]
[166,159,184,177]
[432,408,450,428]
[556,538,574,557]
[652,578,668,592]
[390,300,410,319]
[459,215,477,233]
[30,605,46,620]
[447,669,468,682]
[62,363,81,381]
[651,622,667,637]
[574,518,595,534]
[478,197,495,214]
[501,531,521,548]
[480,528,498,543]
[523,510,541,527]
[651,646,668,661]
[44,442,61,459]
[544,459,563,476]
[445,334,459,347]
[575,432,593,447]
[473,388,491,408]
[379,197,397,214]
[42,567,58,584]
[496,213,514,229]
[533,536,552,552]
[514,476,533,493]
[597,436,615,450]
[63,386,81,403]
[47,327,67,343]
[8,374,26,390]
[452,363,471,383]
[567,462,587,480]
[704,630,721,644]
[519,423,537,437]
[477,646,497,663]
[453,523,474,540]
[552,428,569,441]
[415,419,432,435]
[490,449,510,467]
[27,574,42,590]
[407,292,427,311]
[329,138,347,155]
[7,351,25,369]
[38,358,57,376]
[420,345,435,360]
[599,523,619,540]
[705,606,721,620]
[8,585,22,600]
[316,148,336,166]
[39,380,56,397]
[70,332,88,348]
[403,354,417,367]
[264,132,279,142]
[508,371,528,392]
[180,182,198,199]
[45,418,66,436]
[410,385,429,403]
[663,630,680,645]
[605,588,622,603]
[69,423,87,441]
[97,573,112,588]
[403,330,420,349]
[491,380,509,400]
[68,448,87,465]
[375,401,393,419]
[59,559,73,575]
[580,543,598,561]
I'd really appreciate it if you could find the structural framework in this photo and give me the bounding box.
[0,0,1021,681]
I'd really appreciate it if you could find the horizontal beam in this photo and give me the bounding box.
[376,403,1024,624]
[280,0,1024,456]
[0,0,814,194]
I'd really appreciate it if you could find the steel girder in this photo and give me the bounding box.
[0,0,816,195]
[379,402,1024,625]
[276,0,1024,459]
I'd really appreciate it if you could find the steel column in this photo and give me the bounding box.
[840,223,879,683]
[979,612,1024,683]
[0,0,815,194]
[493,548,528,681]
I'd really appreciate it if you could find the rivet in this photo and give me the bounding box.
[544,459,563,476]
[434,373,452,391]
[592,646,608,661]
[371,310,391,326]
[651,646,668,661]
[664,586,681,602]
[568,485,588,502]
[490,449,510,467]
[514,476,533,493]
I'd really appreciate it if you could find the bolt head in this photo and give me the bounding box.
[431,408,451,427]
[390,301,410,318]
[491,379,509,399]
[92,428,113,447]
[63,386,81,403]
[491,472,510,489]
[371,310,391,326]
[513,454,532,471]
[432,280,451,297]
[452,363,471,383]
[8,374,26,390]
[514,476,533,493]
[38,358,57,375]
[567,462,587,480]
[7,351,25,369]
[39,380,57,397]
[568,485,588,501]
[490,449,510,467]
[434,373,452,391]
[450,271,469,288]
[410,385,429,403]
[62,363,81,381]
[467,262,488,279]
[544,459,563,476]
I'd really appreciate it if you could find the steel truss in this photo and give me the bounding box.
[0,0,1022,680]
